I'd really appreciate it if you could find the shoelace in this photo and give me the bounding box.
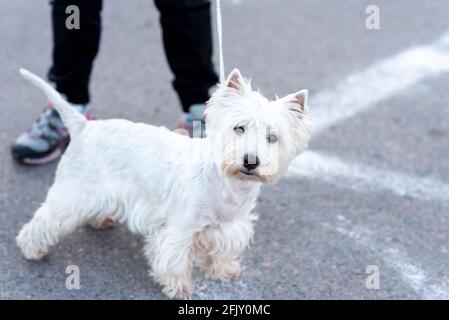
[29,107,67,140]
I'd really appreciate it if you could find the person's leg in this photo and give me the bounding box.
[49,0,103,104]
[154,0,218,113]
[11,0,102,164]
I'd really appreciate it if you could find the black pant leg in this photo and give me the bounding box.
[154,0,218,112]
[48,0,102,104]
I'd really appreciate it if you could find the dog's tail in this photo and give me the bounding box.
[19,68,87,136]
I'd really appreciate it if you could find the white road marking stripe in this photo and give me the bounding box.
[287,30,449,201]
[311,30,449,135]
[288,151,449,202]
[282,25,449,297]
[322,217,449,299]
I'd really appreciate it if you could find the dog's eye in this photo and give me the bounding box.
[267,134,278,144]
[233,126,245,135]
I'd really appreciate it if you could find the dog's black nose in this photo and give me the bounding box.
[243,154,260,171]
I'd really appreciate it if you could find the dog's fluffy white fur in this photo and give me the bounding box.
[16,68,311,298]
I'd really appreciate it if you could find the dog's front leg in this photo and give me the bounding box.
[197,214,256,282]
[145,225,195,299]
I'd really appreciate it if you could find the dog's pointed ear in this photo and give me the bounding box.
[283,89,308,113]
[225,68,245,92]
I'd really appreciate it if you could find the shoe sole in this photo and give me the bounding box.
[17,138,69,166]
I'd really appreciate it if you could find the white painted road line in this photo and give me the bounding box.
[322,216,449,300]
[288,150,449,202]
[311,30,449,135]
[286,30,449,203]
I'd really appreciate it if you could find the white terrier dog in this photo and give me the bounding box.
[16,68,311,298]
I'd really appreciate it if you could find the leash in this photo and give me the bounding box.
[216,0,225,84]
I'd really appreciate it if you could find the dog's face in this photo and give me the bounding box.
[205,69,311,184]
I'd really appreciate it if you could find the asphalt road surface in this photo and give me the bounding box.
[1,0,449,299]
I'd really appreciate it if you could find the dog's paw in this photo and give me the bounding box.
[161,276,195,299]
[87,217,117,230]
[205,260,242,282]
[16,223,48,260]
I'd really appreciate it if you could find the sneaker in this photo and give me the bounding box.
[174,104,206,138]
[11,100,93,165]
